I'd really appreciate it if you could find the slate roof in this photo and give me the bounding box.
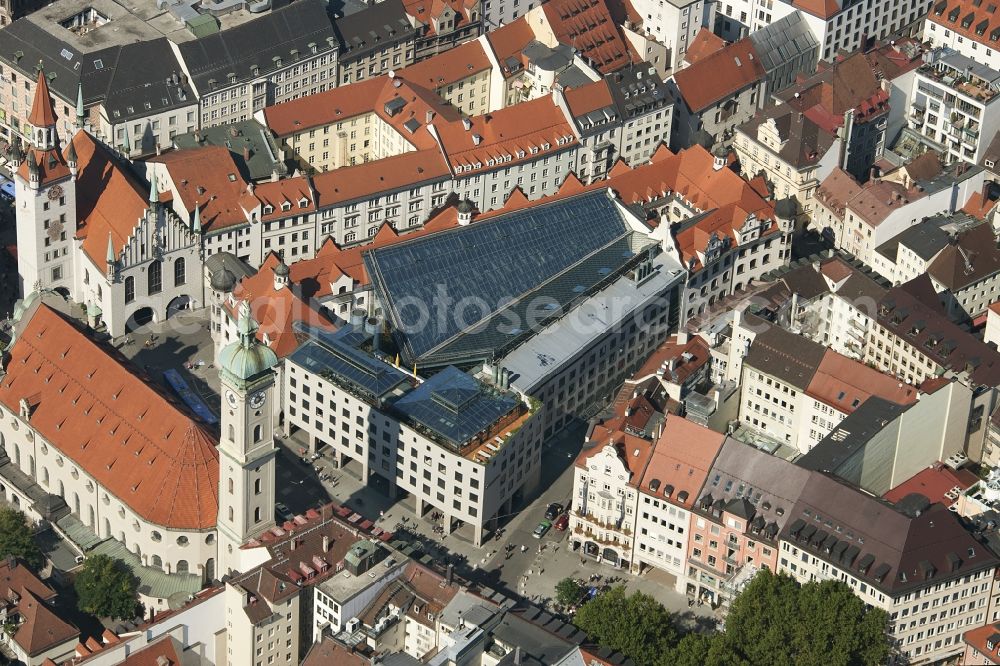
[737,103,838,169]
[875,221,950,263]
[334,0,416,63]
[928,223,1000,292]
[742,325,826,389]
[177,0,337,94]
[100,38,193,123]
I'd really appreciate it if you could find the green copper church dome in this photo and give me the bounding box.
[219,306,277,384]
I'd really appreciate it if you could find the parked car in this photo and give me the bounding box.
[545,503,564,520]
[554,513,569,531]
[532,520,552,539]
[275,502,293,522]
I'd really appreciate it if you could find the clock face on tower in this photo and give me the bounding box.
[225,389,239,409]
[47,184,64,201]
[249,391,266,409]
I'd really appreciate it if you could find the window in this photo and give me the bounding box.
[254,424,263,442]
[124,276,134,304]
[174,257,186,286]
[148,260,162,295]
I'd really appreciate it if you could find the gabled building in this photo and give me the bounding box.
[0,558,78,666]
[334,0,417,86]
[402,0,482,62]
[924,0,1000,72]
[928,222,1000,323]
[668,36,767,150]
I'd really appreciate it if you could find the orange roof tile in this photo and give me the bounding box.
[251,177,316,223]
[397,39,492,90]
[70,131,150,266]
[263,77,386,137]
[227,253,338,358]
[672,39,765,112]
[14,588,78,657]
[963,189,999,220]
[792,0,842,18]
[402,0,476,35]
[929,0,1000,49]
[0,304,219,529]
[486,18,535,76]
[28,70,57,128]
[120,635,183,666]
[805,349,918,413]
[883,462,979,508]
[634,335,710,385]
[16,146,70,188]
[148,146,250,234]
[0,559,55,604]
[434,95,576,175]
[684,28,726,66]
[542,0,634,73]
[313,149,451,207]
[563,79,615,116]
[964,623,1000,664]
[639,414,725,507]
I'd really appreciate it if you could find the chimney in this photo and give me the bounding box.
[322,535,330,552]
[514,646,522,665]
[426,110,434,123]
[156,656,171,666]
[983,179,994,204]
[446,563,454,586]
[462,117,472,131]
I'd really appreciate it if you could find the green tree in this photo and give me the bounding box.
[0,507,43,569]
[574,586,678,666]
[555,577,585,607]
[662,570,890,666]
[74,554,139,620]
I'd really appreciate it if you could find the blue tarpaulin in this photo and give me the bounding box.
[0,178,14,199]
[163,368,218,425]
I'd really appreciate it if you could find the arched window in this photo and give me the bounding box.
[253,424,263,443]
[228,424,235,442]
[174,257,186,286]
[176,560,189,574]
[228,507,234,521]
[124,276,135,304]
[254,507,261,523]
[151,554,162,570]
[148,260,162,295]
[42,467,49,487]
[227,478,233,494]
[254,478,261,495]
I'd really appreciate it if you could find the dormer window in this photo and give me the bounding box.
[298,197,309,208]
[281,201,292,212]
[263,204,274,215]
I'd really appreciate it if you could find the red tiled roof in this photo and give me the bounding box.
[434,95,577,175]
[16,146,70,188]
[542,0,634,73]
[398,38,492,89]
[0,304,219,529]
[28,70,57,128]
[0,559,55,604]
[227,252,338,358]
[883,462,978,508]
[964,622,1000,664]
[313,149,450,208]
[928,0,1000,49]
[792,0,843,19]
[563,79,615,116]
[120,635,183,666]
[263,77,386,137]
[14,588,79,657]
[672,39,765,112]
[302,636,370,666]
[148,146,249,234]
[403,0,477,35]
[486,18,535,76]
[806,350,918,414]
[639,414,725,507]
[633,334,710,386]
[684,28,726,66]
[71,131,150,266]
[963,189,1000,220]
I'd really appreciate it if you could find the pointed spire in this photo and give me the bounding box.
[106,233,114,264]
[28,65,57,129]
[149,172,159,205]
[76,82,85,129]
[192,203,201,233]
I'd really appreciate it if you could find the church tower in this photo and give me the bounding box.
[216,302,279,576]
[13,65,76,299]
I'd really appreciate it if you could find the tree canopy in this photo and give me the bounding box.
[74,554,140,620]
[571,572,889,666]
[574,586,678,666]
[662,570,890,666]
[0,507,43,570]
[555,577,586,607]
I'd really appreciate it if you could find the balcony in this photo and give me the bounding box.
[918,51,1000,104]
